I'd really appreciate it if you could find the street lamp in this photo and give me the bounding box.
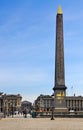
[3,94,7,118]
[51,95,54,120]
[12,105,13,118]
[11,100,14,118]
[4,105,6,118]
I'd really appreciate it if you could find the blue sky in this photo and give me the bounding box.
[0,0,83,102]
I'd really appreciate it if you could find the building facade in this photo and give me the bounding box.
[21,100,32,112]
[35,95,53,112]
[35,94,83,113]
[66,96,83,112]
[0,93,22,116]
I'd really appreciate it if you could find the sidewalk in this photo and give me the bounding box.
[0,118,83,130]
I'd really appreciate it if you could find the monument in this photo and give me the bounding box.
[35,6,83,115]
[53,6,68,112]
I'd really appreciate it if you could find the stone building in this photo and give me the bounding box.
[21,100,32,112]
[0,93,22,116]
[66,96,83,112]
[0,92,3,112]
[35,94,83,113]
[35,94,53,112]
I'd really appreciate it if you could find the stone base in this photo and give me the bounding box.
[54,107,68,113]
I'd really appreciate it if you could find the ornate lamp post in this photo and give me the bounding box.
[51,95,54,120]
[11,100,14,118]
[3,94,7,118]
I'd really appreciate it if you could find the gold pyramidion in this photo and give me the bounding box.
[58,6,62,14]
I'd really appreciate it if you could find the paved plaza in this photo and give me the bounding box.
[0,117,83,130]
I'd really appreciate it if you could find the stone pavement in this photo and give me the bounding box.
[0,117,83,130]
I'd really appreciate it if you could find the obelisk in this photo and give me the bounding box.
[53,6,68,112]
